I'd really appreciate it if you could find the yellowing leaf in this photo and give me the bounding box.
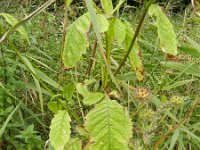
[124,22,144,81]
[129,43,144,81]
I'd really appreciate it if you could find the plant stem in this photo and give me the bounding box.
[58,0,69,91]
[114,0,154,75]
[103,33,111,89]
[85,39,98,79]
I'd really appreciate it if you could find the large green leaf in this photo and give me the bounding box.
[0,13,29,43]
[64,138,81,150]
[97,14,109,33]
[101,0,113,15]
[107,18,126,45]
[85,99,132,150]
[62,14,90,68]
[49,110,71,150]
[125,22,144,81]
[149,5,177,55]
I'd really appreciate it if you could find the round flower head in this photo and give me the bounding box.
[134,87,151,102]
[170,95,184,105]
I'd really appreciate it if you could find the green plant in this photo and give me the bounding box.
[0,0,200,149]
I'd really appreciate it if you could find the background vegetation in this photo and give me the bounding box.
[0,0,200,149]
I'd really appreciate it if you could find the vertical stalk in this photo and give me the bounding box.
[114,0,154,75]
[85,39,98,79]
[103,33,111,89]
[58,0,68,91]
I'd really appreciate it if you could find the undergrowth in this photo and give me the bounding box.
[0,0,200,150]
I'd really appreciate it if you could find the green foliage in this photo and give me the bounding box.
[0,101,21,139]
[76,83,104,105]
[100,0,113,15]
[162,61,200,77]
[85,99,132,150]
[107,18,126,45]
[149,4,177,55]
[0,0,200,149]
[15,125,43,149]
[64,138,82,150]
[62,13,90,68]
[125,22,144,81]
[96,14,109,32]
[63,83,76,103]
[0,13,29,43]
[49,110,71,150]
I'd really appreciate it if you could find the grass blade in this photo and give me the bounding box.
[0,101,22,139]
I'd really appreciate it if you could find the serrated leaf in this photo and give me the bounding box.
[49,110,71,150]
[124,22,144,81]
[76,83,88,96]
[149,5,177,55]
[97,14,109,33]
[85,100,132,150]
[0,13,29,43]
[64,138,81,150]
[101,0,113,15]
[62,14,90,68]
[83,92,104,105]
[76,83,104,105]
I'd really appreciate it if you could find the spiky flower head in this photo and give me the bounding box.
[135,87,151,102]
[170,95,184,105]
